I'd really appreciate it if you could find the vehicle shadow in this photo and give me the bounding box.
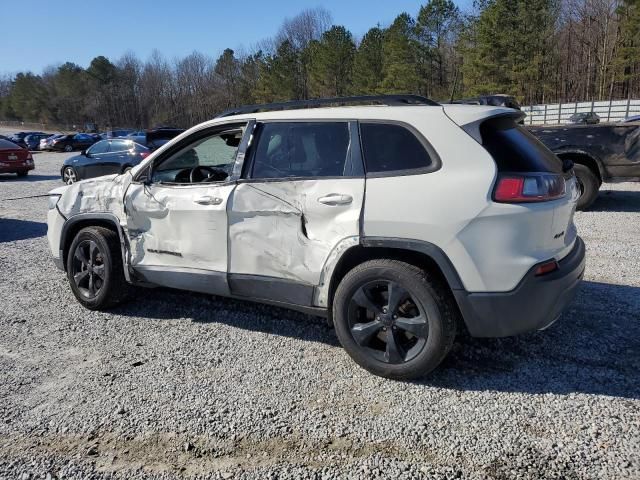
[425,280,640,399]
[113,279,639,399]
[112,288,339,347]
[0,218,47,242]
[0,174,60,182]
[591,189,640,212]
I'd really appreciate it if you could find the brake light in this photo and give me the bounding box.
[535,260,559,276]
[494,173,565,203]
[140,152,150,158]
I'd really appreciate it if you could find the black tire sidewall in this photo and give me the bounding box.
[66,228,115,309]
[333,262,449,379]
[574,164,599,210]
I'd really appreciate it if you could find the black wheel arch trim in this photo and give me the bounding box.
[553,148,605,180]
[59,212,131,283]
[359,237,464,291]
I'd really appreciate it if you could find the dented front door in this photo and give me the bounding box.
[124,182,234,275]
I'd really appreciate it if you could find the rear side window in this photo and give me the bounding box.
[251,122,350,179]
[480,117,562,173]
[110,140,131,152]
[360,123,433,174]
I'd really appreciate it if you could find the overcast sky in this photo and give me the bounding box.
[1,0,474,75]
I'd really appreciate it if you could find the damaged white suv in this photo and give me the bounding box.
[47,95,585,379]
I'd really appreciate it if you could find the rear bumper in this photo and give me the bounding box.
[0,163,34,173]
[455,236,586,337]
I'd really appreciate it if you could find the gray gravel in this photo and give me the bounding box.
[0,133,639,479]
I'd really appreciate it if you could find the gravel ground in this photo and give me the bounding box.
[0,133,638,479]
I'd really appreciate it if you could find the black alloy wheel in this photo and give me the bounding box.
[348,280,428,364]
[70,239,106,299]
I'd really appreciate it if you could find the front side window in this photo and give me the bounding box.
[250,122,350,179]
[360,123,433,174]
[151,128,243,183]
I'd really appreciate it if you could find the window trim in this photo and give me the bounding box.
[240,119,364,183]
[358,120,442,178]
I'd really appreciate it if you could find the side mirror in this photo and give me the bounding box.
[81,150,87,157]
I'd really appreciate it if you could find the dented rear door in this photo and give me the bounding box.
[227,120,364,305]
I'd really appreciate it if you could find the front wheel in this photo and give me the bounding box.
[332,259,457,380]
[16,171,28,177]
[66,226,131,310]
[64,144,73,152]
[62,166,77,184]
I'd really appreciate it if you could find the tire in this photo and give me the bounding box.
[573,163,599,211]
[332,259,458,380]
[122,166,132,174]
[62,166,77,184]
[66,226,131,310]
[16,171,28,177]
[64,144,73,152]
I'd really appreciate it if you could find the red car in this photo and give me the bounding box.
[0,139,34,177]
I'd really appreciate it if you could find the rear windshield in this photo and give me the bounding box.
[480,116,562,173]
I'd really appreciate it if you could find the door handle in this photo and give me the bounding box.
[317,194,353,206]
[194,196,223,205]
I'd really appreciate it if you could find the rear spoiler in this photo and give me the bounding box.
[442,105,525,143]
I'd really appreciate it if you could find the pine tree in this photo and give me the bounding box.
[308,26,356,97]
[352,27,384,94]
[380,13,421,94]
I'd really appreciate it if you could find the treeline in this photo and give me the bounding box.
[1,0,639,129]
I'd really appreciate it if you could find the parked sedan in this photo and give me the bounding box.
[25,133,53,150]
[60,139,150,184]
[50,133,98,152]
[0,139,34,177]
[9,131,46,149]
[568,112,600,125]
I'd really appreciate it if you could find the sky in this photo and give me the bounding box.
[1,0,473,75]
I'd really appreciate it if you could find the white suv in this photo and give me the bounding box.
[46,95,585,379]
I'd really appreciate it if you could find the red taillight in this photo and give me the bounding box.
[140,152,150,158]
[494,173,566,203]
[535,260,559,276]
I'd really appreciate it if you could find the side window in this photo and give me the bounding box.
[110,140,131,153]
[151,128,243,183]
[250,122,350,179]
[360,123,433,174]
[87,141,109,155]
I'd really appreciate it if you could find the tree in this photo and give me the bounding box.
[380,13,421,94]
[415,0,462,99]
[352,27,385,94]
[308,26,356,97]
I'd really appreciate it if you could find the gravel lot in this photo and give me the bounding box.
[0,133,638,479]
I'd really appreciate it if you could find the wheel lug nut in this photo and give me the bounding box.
[393,315,397,319]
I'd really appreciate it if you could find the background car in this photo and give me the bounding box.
[9,131,46,149]
[24,133,53,150]
[60,139,150,184]
[622,114,640,123]
[124,130,146,145]
[568,112,600,124]
[50,133,98,152]
[40,134,63,151]
[0,138,34,177]
[100,129,135,139]
[145,127,185,149]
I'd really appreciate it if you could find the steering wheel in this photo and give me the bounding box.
[189,165,228,183]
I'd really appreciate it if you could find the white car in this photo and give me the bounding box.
[46,95,585,379]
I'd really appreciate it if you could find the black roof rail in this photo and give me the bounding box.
[215,94,438,118]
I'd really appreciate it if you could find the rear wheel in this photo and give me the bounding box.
[332,259,457,379]
[63,166,77,184]
[64,144,73,152]
[573,163,599,211]
[66,226,131,310]
[16,171,28,177]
